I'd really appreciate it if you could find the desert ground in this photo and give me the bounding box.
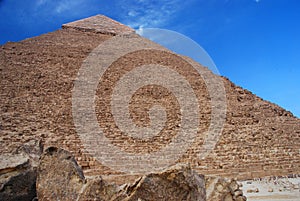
[240,176,300,201]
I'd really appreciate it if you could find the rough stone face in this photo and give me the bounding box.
[13,139,43,167]
[0,140,42,201]
[205,176,246,201]
[79,176,128,201]
[0,143,41,201]
[0,167,37,201]
[36,147,207,201]
[36,147,86,201]
[36,147,126,201]
[0,153,29,174]
[123,163,206,201]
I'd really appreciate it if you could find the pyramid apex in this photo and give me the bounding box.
[62,14,135,35]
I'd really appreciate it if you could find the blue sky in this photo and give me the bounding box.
[0,0,299,117]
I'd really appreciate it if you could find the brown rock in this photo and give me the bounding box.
[205,176,246,201]
[81,164,208,201]
[235,196,247,201]
[79,176,127,201]
[246,189,254,193]
[0,153,36,201]
[36,147,86,201]
[229,180,239,193]
[36,148,206,201]
[233,189,243,197]
[0,140,42,201]
[246,188,259,193]
[13,139,43,167]
[124,163,206,201]
[206,177,230,200]
[224,193,234,201]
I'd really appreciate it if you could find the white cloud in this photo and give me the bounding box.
[34,0,86,15]
[36,0,47,7]
[118,0,184,29]
[55,0,84,14]
[128,10,138,17]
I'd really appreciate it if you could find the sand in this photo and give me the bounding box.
[240,177,300,201]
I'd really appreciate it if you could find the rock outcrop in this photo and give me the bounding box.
[36,147,207,201]
[1,145,246,200]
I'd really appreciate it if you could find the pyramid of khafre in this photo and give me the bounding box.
[0,15,299,179]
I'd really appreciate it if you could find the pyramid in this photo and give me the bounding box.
[0,15,299,180]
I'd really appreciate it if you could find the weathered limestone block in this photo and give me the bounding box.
[0,153,36,201]
[0,140,42,201]
[36,147,86,201]
[80,164,207,201]
[79,176,127,201]
[205,176,246,201]
[14,139,43,167]
[124,163,206,201]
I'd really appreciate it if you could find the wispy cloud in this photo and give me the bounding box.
[36,0,47,7]
[118,0,184,29]
[55,0,85,14]
[34,0,93,16]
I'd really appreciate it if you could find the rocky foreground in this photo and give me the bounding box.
[0,140,247,201]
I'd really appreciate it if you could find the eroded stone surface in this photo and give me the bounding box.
[123,163,206,201]
[0,153,29,173]
[36,147,86,201]
[0,140,42,201]
[36,147,207,201]
[79,176,127,201]
[206,176,247,201]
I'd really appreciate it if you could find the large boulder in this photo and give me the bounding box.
[0,139,42,201]
[0,153,36,201]
[36,147,86,200]
[123,163,206,201]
